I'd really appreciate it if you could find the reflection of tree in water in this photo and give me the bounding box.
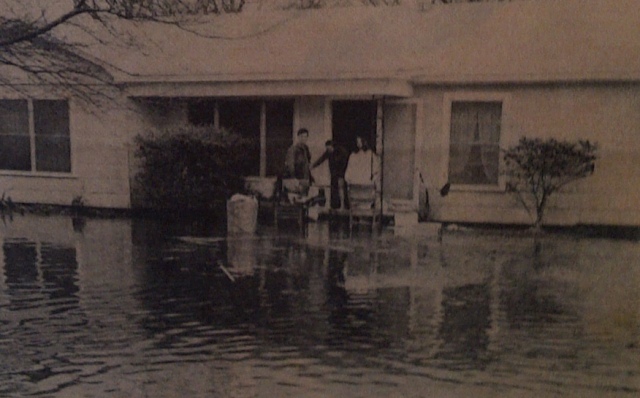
[496,245,586,377]
[502,282,564,328]
[500,247,566,328]
[435,283,492,370]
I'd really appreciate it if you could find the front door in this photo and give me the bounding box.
[331,100,377,152]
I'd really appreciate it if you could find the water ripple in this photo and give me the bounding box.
[0,217,638,397]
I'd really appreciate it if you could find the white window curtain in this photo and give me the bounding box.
[449,102,501,185]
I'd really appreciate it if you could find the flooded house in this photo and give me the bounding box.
[1,0,639,226]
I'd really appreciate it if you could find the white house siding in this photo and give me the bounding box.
[0,94,133,209]
[3,82,637,228]
[74,99,134,209]
[416,83,640,226]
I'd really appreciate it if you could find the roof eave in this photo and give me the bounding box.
[411,72,640,86]
[121,77,414,98]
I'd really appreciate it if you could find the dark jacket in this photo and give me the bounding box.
[312,145,349,178]
[285,142,312,180]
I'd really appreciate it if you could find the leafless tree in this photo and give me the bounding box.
[430,0,513,3]
[280,0,401,9]
[0,1,244,103]
[1,0,519,102]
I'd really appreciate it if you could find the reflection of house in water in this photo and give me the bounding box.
[497,247,571,326]
[40,244,80,301]
[0,215,141,337]
[322,242,443,354]
[2,239,79,311]
[493,252,584,378]
[3,240,39,292]
[325,239,498,370]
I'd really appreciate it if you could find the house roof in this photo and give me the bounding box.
[84,0,640,93]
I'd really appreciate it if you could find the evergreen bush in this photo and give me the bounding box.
[134,126,257,213]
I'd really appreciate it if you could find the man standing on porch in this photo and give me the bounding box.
[284,128,313,183]
[312,140,350,209]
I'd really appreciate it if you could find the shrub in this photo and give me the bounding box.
[134,126,257,213]
[0,192,15,214]
[503,137,597,229]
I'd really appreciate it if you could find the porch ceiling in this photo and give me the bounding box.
[123,78,414,98]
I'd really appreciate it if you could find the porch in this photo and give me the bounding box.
[129,87,425,221]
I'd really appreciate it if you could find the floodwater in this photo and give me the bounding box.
[0,214,638,398]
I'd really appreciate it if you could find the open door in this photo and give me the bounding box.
[382,100,421,209]
[331,100,377,152]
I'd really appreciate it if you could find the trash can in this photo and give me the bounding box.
[227,194,258,233]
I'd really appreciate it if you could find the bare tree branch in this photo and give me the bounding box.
[0,7,96,47]
[0,1,242,105]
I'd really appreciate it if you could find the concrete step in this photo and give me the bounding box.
[394,221,442,238]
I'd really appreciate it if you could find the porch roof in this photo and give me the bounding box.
[81,0,640,90]
[123,78,414,98]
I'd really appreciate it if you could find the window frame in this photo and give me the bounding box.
[187,98,295,177]
[0,98,74,177]
[443,92,510,192]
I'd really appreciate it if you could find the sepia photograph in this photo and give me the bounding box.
[0,0,638,397]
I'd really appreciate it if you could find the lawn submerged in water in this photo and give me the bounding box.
[0,214,638,397]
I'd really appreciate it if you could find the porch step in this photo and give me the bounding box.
[394,221,442,238]
[393,211,418,227]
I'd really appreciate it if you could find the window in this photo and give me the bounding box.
[448,101,501,186]
[0,100,30,171]
[187,98,216,126]
[265,101,294,177]
[0,99,71,173]
[187,99,294,177]
[219,100,261,176]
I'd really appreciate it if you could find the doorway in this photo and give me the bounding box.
[331,100,377,152]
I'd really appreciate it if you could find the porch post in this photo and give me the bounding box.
[213,103,220,130]
[377,97,385,227]
[260,101,267,177]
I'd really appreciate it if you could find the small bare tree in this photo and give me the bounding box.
[503,137,597,230]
